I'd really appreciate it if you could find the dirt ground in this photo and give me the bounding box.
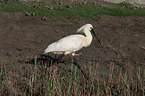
[0,11,144,79]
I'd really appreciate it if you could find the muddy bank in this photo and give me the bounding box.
[0,11,144,78]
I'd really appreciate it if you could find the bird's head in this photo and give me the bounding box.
[77,24,93,33]
[77,24,103,47]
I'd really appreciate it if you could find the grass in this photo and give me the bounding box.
[0,0,145,95]
[0,60,144,95]
[0,0,145,20]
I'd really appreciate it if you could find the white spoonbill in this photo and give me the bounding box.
[44,24,102,56]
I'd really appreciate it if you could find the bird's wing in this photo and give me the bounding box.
[57,35,84,51]
[45,35,84,53]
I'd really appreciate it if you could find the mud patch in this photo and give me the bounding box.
[0,11,144,78]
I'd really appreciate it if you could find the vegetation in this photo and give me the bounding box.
[0,0,145,20]
[0,60,144,95]
[0,0,145,95]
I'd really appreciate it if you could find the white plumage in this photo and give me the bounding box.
[44,24,102,56]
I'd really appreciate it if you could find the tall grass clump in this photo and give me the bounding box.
[0,60,144,95]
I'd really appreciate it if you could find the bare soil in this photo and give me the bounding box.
[0,11,145,79]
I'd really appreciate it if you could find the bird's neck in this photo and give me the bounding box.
[84,30,93,46]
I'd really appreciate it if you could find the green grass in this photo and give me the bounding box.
[0,1,145,95]
[1,1,145,20]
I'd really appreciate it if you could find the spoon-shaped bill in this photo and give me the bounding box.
[91,29,103,46]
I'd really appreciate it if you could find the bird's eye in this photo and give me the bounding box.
[90,27,93,29]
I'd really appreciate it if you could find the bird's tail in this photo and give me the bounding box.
[44,42,57,54]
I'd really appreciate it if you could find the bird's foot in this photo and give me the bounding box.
[72,53,81,56]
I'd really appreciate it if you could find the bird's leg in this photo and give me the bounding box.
[51,54,57,64]
[64,51,71,55]
[72,57,82,72]
[56,54,65,64]
[72,53,81,56]
[72,57,89,80]
[54,54,57,60]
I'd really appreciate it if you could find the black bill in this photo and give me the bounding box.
[91,29,103,46]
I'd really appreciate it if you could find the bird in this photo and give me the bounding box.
[44,24,102,78]
[44,24,102,56]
